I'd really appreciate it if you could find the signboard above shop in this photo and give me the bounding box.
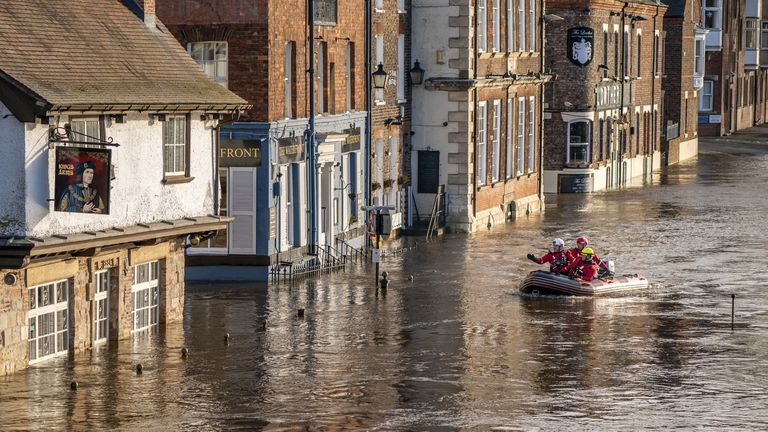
[220,139,262,167]
[278,136,305,164]
[342,127,361,153]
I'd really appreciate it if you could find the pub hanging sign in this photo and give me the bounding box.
[55,146,111,215]
[567,27,594,67]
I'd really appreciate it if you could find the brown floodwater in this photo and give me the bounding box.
[2,132,768,431]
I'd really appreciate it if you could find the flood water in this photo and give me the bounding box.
[3,130,768,431]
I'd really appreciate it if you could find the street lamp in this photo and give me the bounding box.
[361,205,395,288]
[409,60,425,85]
[372,63,388,89]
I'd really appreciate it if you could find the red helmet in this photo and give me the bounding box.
[576,236,588,245]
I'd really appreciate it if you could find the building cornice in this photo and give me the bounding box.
[0,215,232,267]
[425,74,555,91]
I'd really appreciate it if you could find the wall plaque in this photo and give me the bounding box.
[567,27,594,67]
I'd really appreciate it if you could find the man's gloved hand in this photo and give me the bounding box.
[527,253,536,261]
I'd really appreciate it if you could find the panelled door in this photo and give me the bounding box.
[228,167,257,255]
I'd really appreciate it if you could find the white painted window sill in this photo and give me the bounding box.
[375,101,386,106]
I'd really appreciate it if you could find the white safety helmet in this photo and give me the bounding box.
[552,238,565,247]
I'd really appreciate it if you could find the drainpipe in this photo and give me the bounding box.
[364,0,372,246]
[650,1,659,174]
[538,0,546,207]
[472,1,479,224]
[308,0,318,253]
[618,2,628,186]
[213,111,241,215]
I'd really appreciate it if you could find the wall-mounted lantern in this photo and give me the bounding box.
[372,63,388,89]
[409,60,425,85]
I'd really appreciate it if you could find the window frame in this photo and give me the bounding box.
[506,0,514,52]
[491,99,501,182]
[375,35,385,104]
[527,96,535,173]
[162,114,190,179]
[703,0,722,30]
[189,41,228,88]
[93,270,110,344]
[518,0,526,52]
[28,280,70,365]
[478,0,488,53]
[517,97,525,176]
[567,120,592,164]
[131,261,160,333]
[506,98,513,178]
[746,18,758,49]
[477,101,488,185]
[529,0,535,52]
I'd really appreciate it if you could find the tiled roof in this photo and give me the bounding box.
[0,0,246,109]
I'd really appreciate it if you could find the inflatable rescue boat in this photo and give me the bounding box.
[519,270,649,296]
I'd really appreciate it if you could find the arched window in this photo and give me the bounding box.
[567,120,591,164]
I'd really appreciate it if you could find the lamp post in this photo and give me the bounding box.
[362,205,395,288]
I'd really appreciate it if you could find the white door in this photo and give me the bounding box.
[228,167,257,255]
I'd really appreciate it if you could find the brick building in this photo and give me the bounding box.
[542,0,667,193]
[411,0,551,232]
[0,0,245,375]
[697,0,768,136]
[370,0,411,233]
[662,0,705,165]
[158,0,369,281]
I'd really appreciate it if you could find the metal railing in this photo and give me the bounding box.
[426,184,446,240]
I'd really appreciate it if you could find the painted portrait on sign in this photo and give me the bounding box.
[54,147,111,215]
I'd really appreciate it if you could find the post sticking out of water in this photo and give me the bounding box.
[731,294,735,331]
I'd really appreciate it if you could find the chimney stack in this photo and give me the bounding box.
[136,0,156,29]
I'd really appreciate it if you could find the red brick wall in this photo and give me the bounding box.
[475,85,539,213]
[371,0,412,191]
[543,1,665,170]
[157,0,366,123]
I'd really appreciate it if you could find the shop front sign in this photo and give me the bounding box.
[277,136,305,164]
[220,139,262,167]
[342,127,361,153]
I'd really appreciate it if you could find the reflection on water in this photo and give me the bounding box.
[3,138,768,430]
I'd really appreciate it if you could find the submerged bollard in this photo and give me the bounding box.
[70,381,78,391]
[224,333,230,344]
[136,363,143,374]
[407,274,414,282]
[731,294,736,331]
[380,271,390,290]
[181,347,188,357]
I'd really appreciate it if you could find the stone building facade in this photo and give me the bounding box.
[543,0,667,193]
[411,0,551,232]
[0,0,246,375]
[158,0,370,281]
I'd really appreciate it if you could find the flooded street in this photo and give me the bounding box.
[3,131,768,431]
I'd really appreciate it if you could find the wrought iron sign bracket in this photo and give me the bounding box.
[47,124,120,149]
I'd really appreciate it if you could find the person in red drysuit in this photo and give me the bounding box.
[566,247,600,282]
[527,238,570,275]
[567,236,608,270]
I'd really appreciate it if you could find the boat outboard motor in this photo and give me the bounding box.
[607,260,616,274]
